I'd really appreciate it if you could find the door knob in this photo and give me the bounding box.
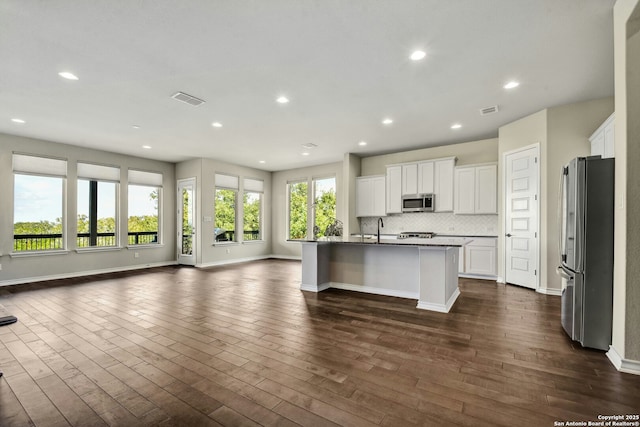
[506,233,512,237]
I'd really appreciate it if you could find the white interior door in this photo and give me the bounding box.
[177,178,196,265]
[504,146,539,289]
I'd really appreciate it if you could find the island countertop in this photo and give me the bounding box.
[291,235,472,247]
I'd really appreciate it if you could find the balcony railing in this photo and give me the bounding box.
[13,231,159,251]
[215,230,260,242]
[13,230,260,251]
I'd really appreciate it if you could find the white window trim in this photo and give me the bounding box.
[127,184,162,246]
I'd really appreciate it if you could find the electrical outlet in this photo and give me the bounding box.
[134,252,139,258]
[225,248,231,254]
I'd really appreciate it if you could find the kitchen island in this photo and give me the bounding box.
[296,236,471,313]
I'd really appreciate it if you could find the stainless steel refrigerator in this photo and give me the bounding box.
[558,156,614,351]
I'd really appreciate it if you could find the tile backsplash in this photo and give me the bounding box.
[359,213,498,236]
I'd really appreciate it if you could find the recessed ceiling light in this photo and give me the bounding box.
[504,81,520,89]
[382,118,393,125]
[451,123,462,129]
[259,160,266,164]
[276,96,289,104]
[132,125,140,129]
[410,50,426,61]
[11,118,25,124]
[58,71,79,80]
[212,122,223,128]
[142,145,152,149]
[358,141,367,146]
[301,152,310,156]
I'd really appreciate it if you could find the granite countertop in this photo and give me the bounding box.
[293,236,472,247]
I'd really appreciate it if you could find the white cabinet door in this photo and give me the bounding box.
[475,165,497,214]
[417,161,434,194]
[590,132,605,158]
[372,176,386,216]
[464,238,497,276]
[386,166,402,214]
[402,163,418,195]
[454,167,475,214]
[434,158,455,212]
[590,112,615,159]
[356,176,386,217]
[604,120,615,158]
[355,177,372,217]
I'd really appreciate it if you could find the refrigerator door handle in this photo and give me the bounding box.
[557,265,573,280]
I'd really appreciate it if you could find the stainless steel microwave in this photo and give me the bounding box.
[402,194,435,212]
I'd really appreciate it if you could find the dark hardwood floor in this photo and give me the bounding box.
[0,259,638,426]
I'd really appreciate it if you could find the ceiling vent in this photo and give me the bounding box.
[301,143,318,149]
[479,105,499,116]
[171,92,205,107]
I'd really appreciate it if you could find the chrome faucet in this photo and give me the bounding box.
[377,217,384,243]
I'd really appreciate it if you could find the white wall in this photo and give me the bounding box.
[0,133,176,285]
[271,162,343,258]
[497,98,614,293]
[176,158,273,267]
[612,0,640,365]
[360,138,498,176]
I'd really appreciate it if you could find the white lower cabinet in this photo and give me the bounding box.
[460,237,497,278]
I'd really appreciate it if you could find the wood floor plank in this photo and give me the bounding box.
[0,260,638,427]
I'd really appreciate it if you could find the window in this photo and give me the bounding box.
[215,174,238,242]
[287,177,337,240]
[77,163,119,248]
[288,180,308,240]
[313,177,337,238]
[243,178,264,241]
[128,170,162,245]
[13,154,67,252]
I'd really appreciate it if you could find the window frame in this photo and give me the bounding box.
[242,190,263,242]
[12,154,68,255]
[127,182,163,247]
[312,175,337,239]
[286,179,310,241]
[214,187,238,244]
[76,162,120,250]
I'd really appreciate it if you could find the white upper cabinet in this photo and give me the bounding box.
[475,164,497,214]
[454,163,497,215]
[417,161,434,194]
[434,158,455,212]
[454,167,476,214]
[356,175,386,217]
[386,166,402,214]
[590,112,615,159]
[401,163,418,195]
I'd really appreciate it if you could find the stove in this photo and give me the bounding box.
[397,231,436,239]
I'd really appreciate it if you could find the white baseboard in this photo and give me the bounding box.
[496,276,505,284]
[459,273,498,281]
[536,287,562,296]
[607,345,640,375]
[416,287,460,313]
[197,255,276,268]
[300,282,331,292]
[328,282,419,300]
[268,254,302,261]
[0,261,177,287]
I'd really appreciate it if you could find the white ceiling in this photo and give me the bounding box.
[0,1,615,172]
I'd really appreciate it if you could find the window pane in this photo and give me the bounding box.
[243,191,262,241]
[13,174,64,251]
[288,181,308,240]
[313,177,336,238]
[78,180,117,247]
[215,188,236,242]
[128,185,159,245]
